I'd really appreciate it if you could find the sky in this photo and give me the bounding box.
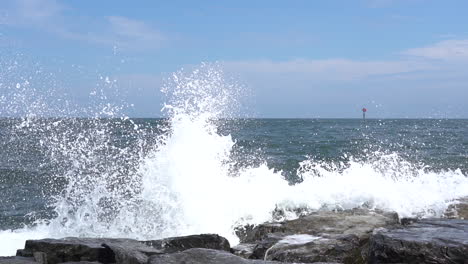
[1,0,468,118]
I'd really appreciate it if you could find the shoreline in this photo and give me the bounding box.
[1,200,467,264]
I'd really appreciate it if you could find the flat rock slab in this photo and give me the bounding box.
[0,257,37,264]
[143,234,231,253]
[102,240,162,264]
[264,234,361,263]
[238,208,399,244]
[369,219,468,263]
[18,238,117,264]
[148,248,334,264]
[15,234,231,264]
[236,208,398,263]
[58,262,102,264]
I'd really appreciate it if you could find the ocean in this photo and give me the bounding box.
[0,117,467,256]
[0,66,467,256]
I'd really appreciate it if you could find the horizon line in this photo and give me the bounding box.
[1,116,468,120]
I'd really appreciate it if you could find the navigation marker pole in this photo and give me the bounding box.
[362,107,367,120]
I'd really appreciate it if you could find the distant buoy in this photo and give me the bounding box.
[362,108,367,120]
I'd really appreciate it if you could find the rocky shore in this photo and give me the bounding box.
[1,199,467,264]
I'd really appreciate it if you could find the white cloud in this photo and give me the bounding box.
[1,0,166,50]
[366,0,425,8]
[16,0,63,22]
[224,58,433,81]
[105,16,166,49]
[403,39,468,60]
[367,0,398,8]
[49,17,166,50]
[0,0,63,25]
[225,39,468,82]
[108,16,165,43]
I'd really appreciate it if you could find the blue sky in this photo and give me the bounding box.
[1,0,468,117]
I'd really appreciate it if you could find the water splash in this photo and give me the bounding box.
[127,64,468,244]
[1,63,468,256]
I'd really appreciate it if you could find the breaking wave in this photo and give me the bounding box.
[0,63,467,256]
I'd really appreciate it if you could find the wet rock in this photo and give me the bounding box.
[18,238,116,264]
[248,234,283,260]
[101,240,162,264]
[264,234,360,263]
[232,243,257,259]
[241,208,399,243]
[445,196,468,219]
[58,262,101,264]
[148,248,308,264]
[236,208,399,263]
[368,218,468,263]
[33,252,47,264]
[399,217,419,226]
[16,234,230,264]
[143,234,231,253]
[16,250,33,258]
[0,256,38,263]
[236,223,285,245]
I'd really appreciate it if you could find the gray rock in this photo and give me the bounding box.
[58,262,101,264]
[264,234,360,263]
[248,234,283,260]
[17,237,163,264]
[0,257,38,263]
[368,218,468,263]
[102,240,162,264]
[103,233,229,264]
[18,238,116,264]
[148,248,306,264]
[16,234,231,264]
[232,243,257,259]
[16,250,32,258]
[240,208,398,243]
[445,196,468,220]
[33,252,46,264]
[236,208,398,263]
[143,234,231,253]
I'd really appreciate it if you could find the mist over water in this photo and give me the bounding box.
[1,64,468,256]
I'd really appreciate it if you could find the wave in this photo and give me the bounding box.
[0,64,467,256]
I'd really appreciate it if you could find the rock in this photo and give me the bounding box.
[368,218,468,263]
[445,196,468,219]
[237,223,286,244]
[101,240,162,264]
[0,256,38,263]
[236,208,399,263]
[58,262,102,264]
[232,243,257,259]
[18,238,116,264]
[247,234,284,260]
[264,234,360,263]
[16,234,230,264]
[148,248,310,264]
[14,237,164,264]
[33,252,47,264]
[16,250,33,258]
[143,234,231,253]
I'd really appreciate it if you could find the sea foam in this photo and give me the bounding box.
[1,64,467,256]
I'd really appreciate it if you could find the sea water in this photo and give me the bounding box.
[0,65,467,256]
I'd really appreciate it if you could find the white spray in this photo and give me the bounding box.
[0,64,467,256]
